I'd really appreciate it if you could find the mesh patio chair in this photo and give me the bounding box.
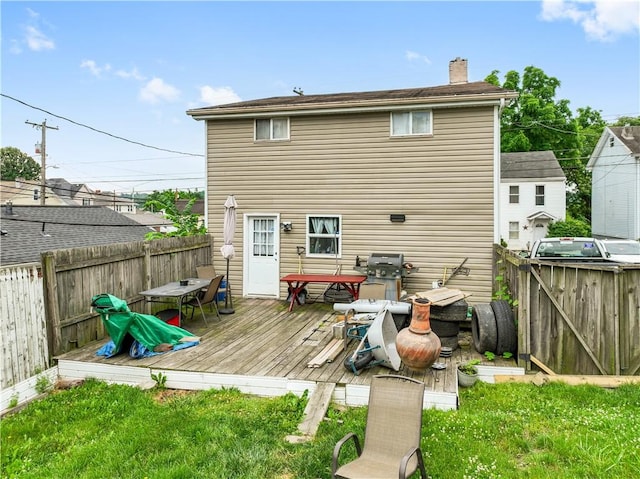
[332,375,427,479]
[197,265,227,299]
[182,274,224,324]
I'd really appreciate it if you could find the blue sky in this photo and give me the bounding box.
[2,1,639,194]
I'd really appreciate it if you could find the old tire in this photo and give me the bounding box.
[471,303,497,354]
[430,318,460,337]
[343,349,374,371]
[491,300,517,355]
[430,300,469,322]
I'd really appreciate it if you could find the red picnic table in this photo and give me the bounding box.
[280,273,368,312]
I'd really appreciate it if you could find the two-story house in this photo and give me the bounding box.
[500,151,566,251]
[587,125,640,240]
[187,58,518,303]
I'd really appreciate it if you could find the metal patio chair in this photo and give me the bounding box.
[331,375,427,479]
[182,274,224,323]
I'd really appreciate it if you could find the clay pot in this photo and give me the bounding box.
[395,299,442,371]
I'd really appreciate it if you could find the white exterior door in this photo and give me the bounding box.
[244,214,280,297]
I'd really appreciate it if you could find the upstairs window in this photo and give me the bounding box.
[391,111,432,136]
[307,215,341,257]
[255,118,289,141]
[535,185,545,206]
[509,185,519,204]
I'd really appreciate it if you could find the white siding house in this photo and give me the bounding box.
[587,126,640,240]
[500,151,566,251]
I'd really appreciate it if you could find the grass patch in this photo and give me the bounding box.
[2,379,639,478]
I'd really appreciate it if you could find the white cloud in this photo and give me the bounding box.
[139,78,181,104]
[80,60,111,77]
[541,0,640,42]
[25,25,54,51]
[406,50,432,64]
[198,86,241,105]
[115,67,145,81]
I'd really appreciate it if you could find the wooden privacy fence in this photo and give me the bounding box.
[42,235,215,357]
[495,246,640,376]
[0,264,49,389]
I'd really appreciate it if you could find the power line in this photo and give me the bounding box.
[2,93,204,158]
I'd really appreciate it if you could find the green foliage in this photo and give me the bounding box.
[484,351,496,361]
[9,394,19,409]
[2,380,640,478]
[34,374,51,395]
[458,359,481,375]
[142,189,207,239]
[150,372,167,389]
[493,259,519,307]
[0,147,41,181]
[547,216,591,237]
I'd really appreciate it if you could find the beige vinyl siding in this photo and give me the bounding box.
[206,106,497,303]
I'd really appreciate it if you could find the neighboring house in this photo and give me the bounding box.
[0,204,152,265]
[93,190,139,214]
[0,178,96,206]
[587,125,640,240]
[187,58,518,303]
[122,211,175,233]
[500,151,566,251]
[47,178,96,206]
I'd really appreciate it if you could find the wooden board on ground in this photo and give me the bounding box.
[494,373,640,388]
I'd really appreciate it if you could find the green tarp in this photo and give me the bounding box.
[91,293,196,352]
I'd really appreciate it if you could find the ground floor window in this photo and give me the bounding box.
[509,222,519,239]
[307,215,341,257]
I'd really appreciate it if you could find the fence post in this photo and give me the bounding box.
[41,251,62,358]
[517,262,531,370]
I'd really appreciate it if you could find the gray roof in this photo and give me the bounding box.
[501,151,566,180]
[46,178,85,199]
[188,81,518,117]
[0,205,152,266]
[610,126,640,155]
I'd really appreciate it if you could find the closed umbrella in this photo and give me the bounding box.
[220,195,237,314]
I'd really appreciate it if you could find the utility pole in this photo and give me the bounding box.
[25,119,59,205]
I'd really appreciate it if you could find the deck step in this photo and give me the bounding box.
[286,381,336,443]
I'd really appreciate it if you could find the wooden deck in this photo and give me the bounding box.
[56,298,522,410]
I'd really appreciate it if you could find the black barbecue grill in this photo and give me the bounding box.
[354,253,418,300]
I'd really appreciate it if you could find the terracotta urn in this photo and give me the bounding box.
[395,299,442,371]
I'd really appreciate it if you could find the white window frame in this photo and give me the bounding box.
[390,111,432,136]
[509,222,519,239]
[535,185,545,206]
[255,118,289,141]
[509,185,519,204]
[306,214,342,258]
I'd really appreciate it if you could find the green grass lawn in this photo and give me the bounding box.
[2,379,639,478]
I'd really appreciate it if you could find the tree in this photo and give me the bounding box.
[486,67,606,222]
[143,189,206,239]
[1,147,41,181]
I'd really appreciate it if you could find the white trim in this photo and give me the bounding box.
[1,366,58,413]
[493,104,501,243]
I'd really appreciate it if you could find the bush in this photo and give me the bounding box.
[547,216,591,237]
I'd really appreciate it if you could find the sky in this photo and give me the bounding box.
[2,0,639,194]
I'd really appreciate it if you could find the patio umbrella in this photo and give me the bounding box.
[219,195,237,314]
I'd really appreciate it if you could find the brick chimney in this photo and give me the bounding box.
[449,57,468,85]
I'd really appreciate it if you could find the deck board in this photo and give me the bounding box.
[56,297,519,409]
